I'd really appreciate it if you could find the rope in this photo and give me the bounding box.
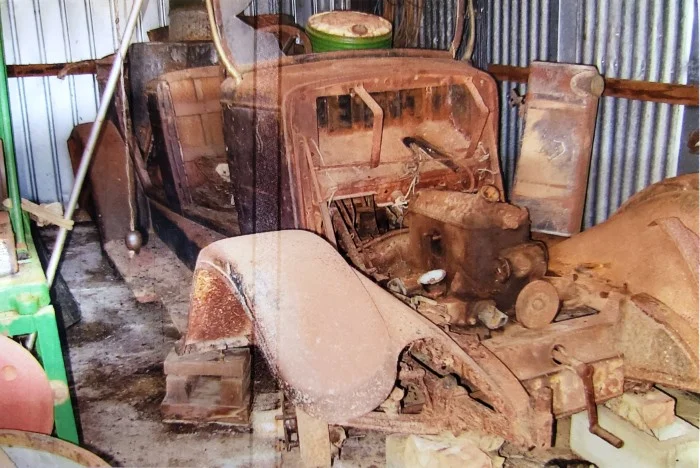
[113,2,136,233]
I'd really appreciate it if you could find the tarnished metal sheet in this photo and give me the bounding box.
[485,0,696,227]
[243,0,348,28]
[512,62,602,235]
[485,0,552,192]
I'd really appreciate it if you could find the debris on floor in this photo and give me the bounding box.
[43,223,387,467]
[386,432,504,468]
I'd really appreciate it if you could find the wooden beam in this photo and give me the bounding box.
[487,64,699,107]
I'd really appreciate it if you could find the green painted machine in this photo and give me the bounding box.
[0,19,79,444]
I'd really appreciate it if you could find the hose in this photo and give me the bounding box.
[462,0,476,61]
[205,0,243,85]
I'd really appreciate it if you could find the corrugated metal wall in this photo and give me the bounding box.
[3,0,696,227]
[418,0,456,50]
[0,0,169,205]
[578,0,695,226]
[485,0,696,226]
[1,0,346,205]
[244,0,347,27]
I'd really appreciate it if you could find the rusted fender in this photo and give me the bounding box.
[549,174,699,391]
[182,230,540,445]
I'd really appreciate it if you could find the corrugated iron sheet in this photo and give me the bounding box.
[578,0,695,226]
[245,0,347,28]
[418,0,455,50]
[1,0,168,205]
[486,0,695,226]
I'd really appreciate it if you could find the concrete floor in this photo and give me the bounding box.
[46,224,386,467]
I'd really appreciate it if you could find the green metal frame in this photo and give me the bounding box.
[0,16,25,252]
[0,14,78,445]
[0,217,79,444]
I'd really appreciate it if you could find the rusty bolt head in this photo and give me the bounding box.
[495,258,511,283]
[479,184,501,203]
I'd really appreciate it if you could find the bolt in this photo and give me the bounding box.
[0,365,17,381]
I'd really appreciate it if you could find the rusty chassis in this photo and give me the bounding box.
[141,2,700,464]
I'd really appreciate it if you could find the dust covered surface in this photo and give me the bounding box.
[45,224,386,467]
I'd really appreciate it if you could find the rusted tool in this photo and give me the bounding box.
[552,345,623,448]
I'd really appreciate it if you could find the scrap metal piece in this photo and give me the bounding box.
[512,62,603,236]
[474,301,508,330]
[354,85,384,168]
[67,122,134,243]
[407,189,546,310]
[188,230,547,448]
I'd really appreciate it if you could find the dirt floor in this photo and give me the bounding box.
[44,224,385,467]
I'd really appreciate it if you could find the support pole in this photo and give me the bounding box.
[46,0,146,286]
[0,17,25,250]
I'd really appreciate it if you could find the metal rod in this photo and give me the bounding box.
[552,345,624,449]
[488,64,700,107]
[45,0,146,287]
[353,85,384,168]
[0,16,25,249]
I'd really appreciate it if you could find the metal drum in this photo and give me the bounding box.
[306,11,392,52]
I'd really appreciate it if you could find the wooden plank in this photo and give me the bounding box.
[658,385,700,428]
[487,64,699,107]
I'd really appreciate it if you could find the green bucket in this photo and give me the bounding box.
[306,11,393,52]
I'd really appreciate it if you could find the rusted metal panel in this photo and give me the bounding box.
[184,266,252,353]
[154,32,697,455]
[549,174,699,392]
[221,50,503,237]
[523,357,624,418]
[66,122,133,243]
[484,0,695,227]
[511,61,603,236]
[188,231,549,448]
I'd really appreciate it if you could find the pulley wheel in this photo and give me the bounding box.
[0,335,54,434]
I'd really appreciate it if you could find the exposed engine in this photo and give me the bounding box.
[331,187,547,332]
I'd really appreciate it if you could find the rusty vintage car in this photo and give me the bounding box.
[142,2,699,466]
